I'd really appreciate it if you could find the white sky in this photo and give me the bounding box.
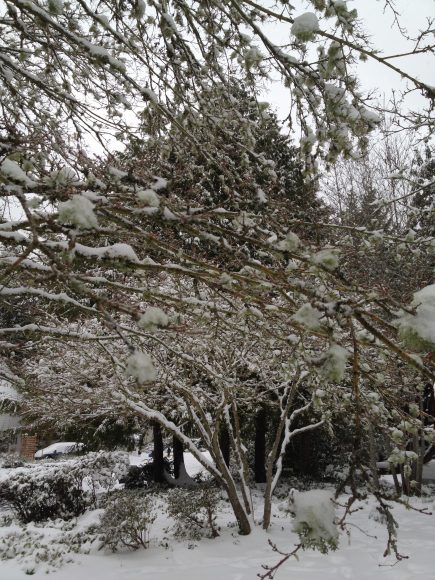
[265,0,435,119]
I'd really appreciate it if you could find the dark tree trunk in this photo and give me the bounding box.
[254,408,267,483]
[219,426,231,467]
[152,422,166,483]
[173,434,184,479]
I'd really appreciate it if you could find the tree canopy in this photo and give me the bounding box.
[0,0,434,546]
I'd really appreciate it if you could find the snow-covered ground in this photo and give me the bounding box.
[1,456,435,579]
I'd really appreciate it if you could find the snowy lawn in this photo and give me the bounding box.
[1,457,435,579]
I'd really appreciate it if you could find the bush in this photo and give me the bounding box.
[166,484,220,540]
[0,454,25,469]
[288,489,339,554]
[0,514,100,574]
[72,451,130,505]
[0,451,130,523]
[121,457,172,489]
[0,466,86,523]
[99,490,156,551]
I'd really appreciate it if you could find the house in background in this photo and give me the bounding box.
[0,377,21,454]
[0,365,41,460]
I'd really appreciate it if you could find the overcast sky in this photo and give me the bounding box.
[266,0,435,120]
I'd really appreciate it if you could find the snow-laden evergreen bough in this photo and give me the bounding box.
[0,0,434,571]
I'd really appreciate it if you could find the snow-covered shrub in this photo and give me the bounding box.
[0,466,86,523]
[0,453,24,469]
[0,451,129,522]
[288,489,339,553]
[99,490,156,551]
[166,484,220,539]
[121,457,172,489]
[0,513,100,574]
[70,451,130,506]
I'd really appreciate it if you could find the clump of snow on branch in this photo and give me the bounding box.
[289,489,339,553]
[0,158,35,186]
[139,307,169,330]
[151,176,168,190]
[292,303,323,330]
[396,284,435,351]
[58,195,98,229]
[320,344,349,382]
[126,351,157,384]
[311,249,339,271]
[291,12,319,42]
[137,188,160,207]
[276,232,300,252]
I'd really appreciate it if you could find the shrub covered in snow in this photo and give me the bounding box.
[0,454,24,469]
[288,489,339,553]
[0,512,101,574]
[99,490,156,551]
[166,484,220,539]
[122,457,172,490]
[0,451,129,523]
[72,451,130,506]
[0,465,86,523]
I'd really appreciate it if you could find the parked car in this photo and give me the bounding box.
[34,442,83,459]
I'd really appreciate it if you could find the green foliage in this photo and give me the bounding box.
[166,484,220,539]
[99,490,156,551]
[295,521,339,554]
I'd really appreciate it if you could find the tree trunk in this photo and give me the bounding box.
[254,408,267,483]
[368,422,379,491]
[173,434,184,479]
[211,437,252,535]
[219,426,230,467]
[152,422,166,483]
[224,482,252,535]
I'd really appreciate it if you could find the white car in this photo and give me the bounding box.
[34,442,83,459]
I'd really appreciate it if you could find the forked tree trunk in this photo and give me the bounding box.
[211,436,252,535]
[254,408,267,483]
[224,483,252,535]
[262,391,322,529]
[125,401,252,534]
